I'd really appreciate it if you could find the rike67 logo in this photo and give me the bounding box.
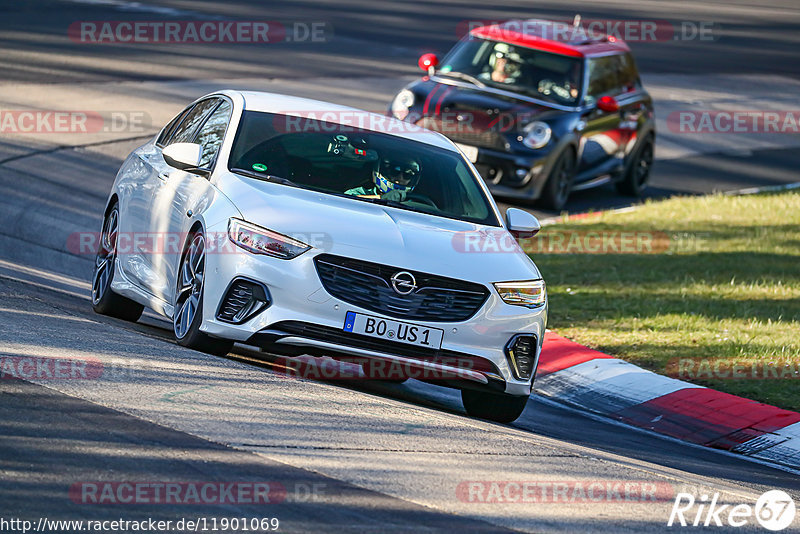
[668,490,796,531]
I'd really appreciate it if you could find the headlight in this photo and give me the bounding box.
[522,121,552,149]
[494,280,546,308]
[228,218,311,259]
[391,89,415,120]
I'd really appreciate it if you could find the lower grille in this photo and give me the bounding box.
[505,335,538,380]
[314,254,489,322]
[251,321,501,376]
[216,278,270,324]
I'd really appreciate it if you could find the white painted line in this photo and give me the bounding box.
[724,181,800,196]
[63,0,206,17]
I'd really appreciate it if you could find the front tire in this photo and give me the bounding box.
[461,388,529,423]
[173,231,233,356]
[91,203,144,322]
[538,148,576,211]
[616,135,654,196]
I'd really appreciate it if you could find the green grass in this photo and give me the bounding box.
[527,191,800,411]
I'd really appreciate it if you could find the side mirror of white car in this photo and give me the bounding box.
[506,208,540,237]
[162,143,204,173]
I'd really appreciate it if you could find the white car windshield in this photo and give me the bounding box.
[228,111,501,226]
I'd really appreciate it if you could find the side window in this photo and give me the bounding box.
[617,53,640,92]
[169,99,220,145]
[586,55,621,101]
[156,107,190,146]
[195,100,232,168]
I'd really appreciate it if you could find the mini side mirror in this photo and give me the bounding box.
[418,53,439,76]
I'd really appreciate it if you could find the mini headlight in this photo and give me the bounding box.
[494,280,546,308]
[391,89,415,120]
[522,121,552,149]
[228,218,311,259]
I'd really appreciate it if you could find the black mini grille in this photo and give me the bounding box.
[314,254,489,322]
[416,117,509,152]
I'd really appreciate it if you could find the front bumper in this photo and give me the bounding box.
[199,222,547,396]
[467,146,558,201]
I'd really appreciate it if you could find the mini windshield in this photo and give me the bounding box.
[439,38,583,105]
[228,111,501,226]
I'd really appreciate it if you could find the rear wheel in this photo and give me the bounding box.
[461,388,530,423]
[173,231,234,356]
[91,203,144,322]
[538,149,576,210]
[616,135,654,196]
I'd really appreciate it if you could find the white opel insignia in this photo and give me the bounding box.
[92,90,548,423]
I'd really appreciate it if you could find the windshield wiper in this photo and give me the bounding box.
[358,196,429,214]
[231,168,299,187]
[438,71,486,88]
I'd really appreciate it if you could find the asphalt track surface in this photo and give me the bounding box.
[1,1,799,532]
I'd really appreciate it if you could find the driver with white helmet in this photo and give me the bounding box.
[482,43,524,84]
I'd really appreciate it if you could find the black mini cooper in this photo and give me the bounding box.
[389,19,655,210]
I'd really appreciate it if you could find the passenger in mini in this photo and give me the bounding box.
[481,43,524,84]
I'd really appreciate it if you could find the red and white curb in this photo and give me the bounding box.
[535,332,800,470]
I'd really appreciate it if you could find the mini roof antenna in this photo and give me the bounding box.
[573,14,581,27]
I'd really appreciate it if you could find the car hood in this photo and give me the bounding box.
[218,173,541,283]
[410,79,567,148]
[418,78,563,123]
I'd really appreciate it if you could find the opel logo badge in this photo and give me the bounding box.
[390,271,417,295]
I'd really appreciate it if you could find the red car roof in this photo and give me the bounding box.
[470,19,630,58]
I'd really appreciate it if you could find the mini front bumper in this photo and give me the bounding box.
[468,146,556,201]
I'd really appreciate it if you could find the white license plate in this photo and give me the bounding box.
[455,143,478,163]
[343,311,443,349]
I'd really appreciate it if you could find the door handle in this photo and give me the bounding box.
[158,171,170,181]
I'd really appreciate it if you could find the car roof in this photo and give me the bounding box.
[224,90,458,151]
[470,18,631,58]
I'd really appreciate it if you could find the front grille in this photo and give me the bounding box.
[416,117,509,152]
[314,254,489,322]
[255,321,501,376]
